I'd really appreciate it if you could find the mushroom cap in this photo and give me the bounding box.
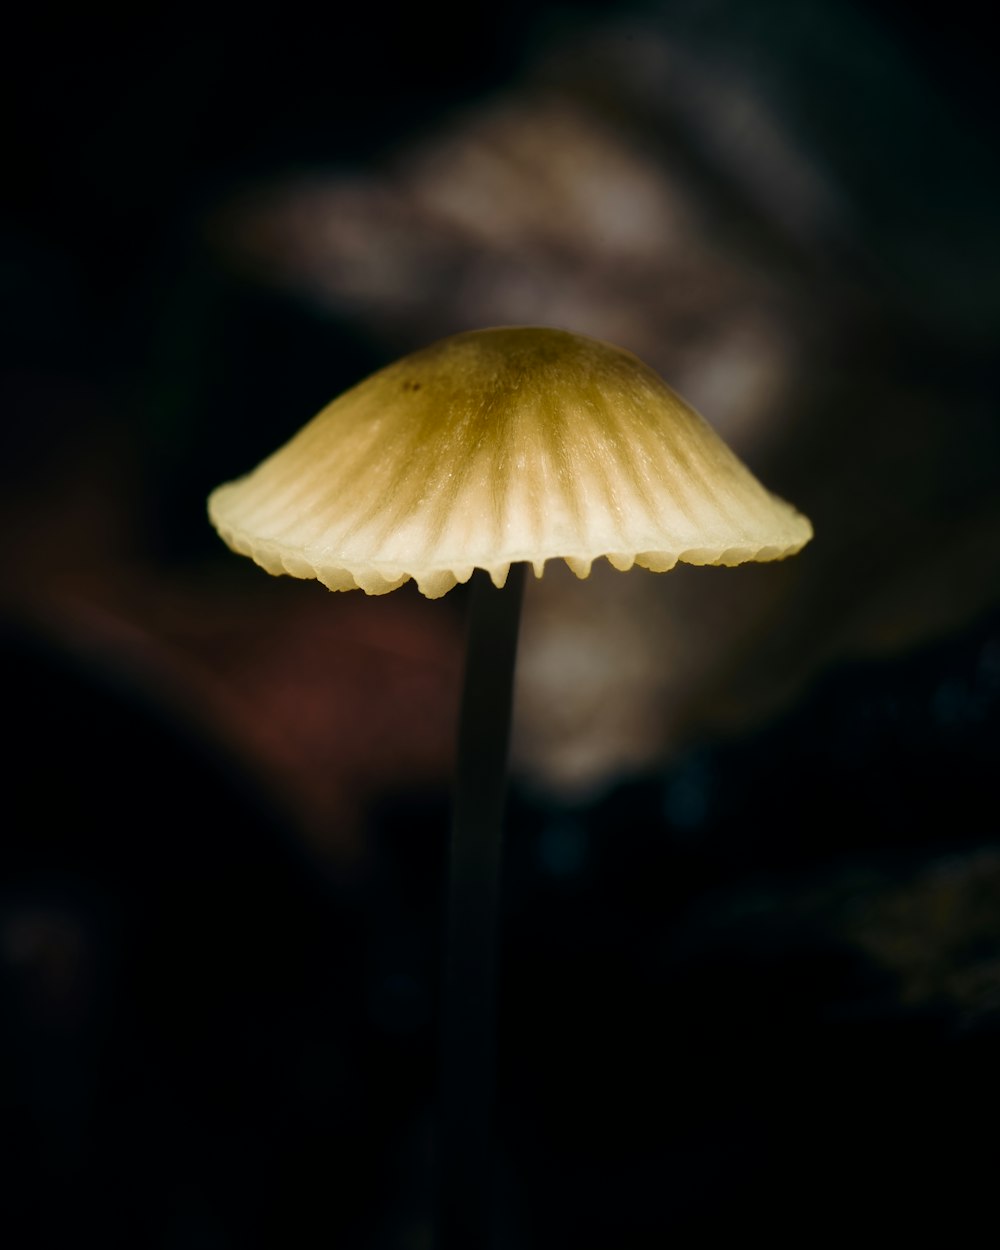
[208,326,812,598]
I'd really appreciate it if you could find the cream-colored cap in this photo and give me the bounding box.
[208,326,812,598]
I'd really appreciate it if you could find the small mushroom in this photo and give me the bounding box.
[208,326,812,599]
[207,325,812,1250]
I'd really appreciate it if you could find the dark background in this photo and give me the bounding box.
[3,3,999,1247]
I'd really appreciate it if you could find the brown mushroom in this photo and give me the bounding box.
[207,325,812,1250]
[208,326,811,598]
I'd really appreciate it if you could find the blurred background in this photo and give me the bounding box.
[2,1,998,1246]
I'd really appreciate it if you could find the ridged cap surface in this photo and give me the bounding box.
[208,326,812,598]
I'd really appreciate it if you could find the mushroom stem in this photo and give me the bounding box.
[435,562,525,1250]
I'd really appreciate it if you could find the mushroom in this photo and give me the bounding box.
[208,325,812,1249]
[209,326,811,598]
